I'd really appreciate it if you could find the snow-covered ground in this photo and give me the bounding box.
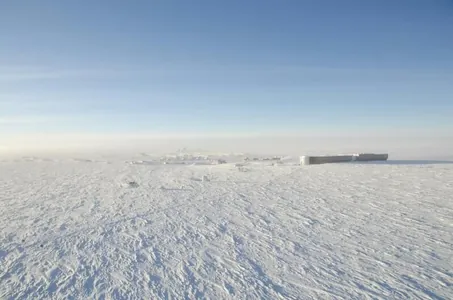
[1,153,452,299]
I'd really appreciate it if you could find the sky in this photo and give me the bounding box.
[1,0,453,142]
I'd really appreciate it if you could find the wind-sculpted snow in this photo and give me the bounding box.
[1,157,452,299]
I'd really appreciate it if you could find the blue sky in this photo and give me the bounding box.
[1,0,452,136]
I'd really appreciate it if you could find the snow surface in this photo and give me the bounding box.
[1,154,452,299]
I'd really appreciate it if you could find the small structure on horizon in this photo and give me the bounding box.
[354,153,389,162]
[300,153,388,165]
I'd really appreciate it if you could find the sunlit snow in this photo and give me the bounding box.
[1,152,452,299]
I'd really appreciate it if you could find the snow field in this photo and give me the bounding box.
[0,157,452,299]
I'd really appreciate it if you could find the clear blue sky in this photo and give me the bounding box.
[1,0,452,136]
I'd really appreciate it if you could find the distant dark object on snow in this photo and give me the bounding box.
[300,153,389,165]
[354,153,389,162]
[128,181,139,188]
[245,156,281,162]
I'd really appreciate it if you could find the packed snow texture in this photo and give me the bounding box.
[1,154,452,299]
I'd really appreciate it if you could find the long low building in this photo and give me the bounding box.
[354,153,389,161]
[300,153,388,165]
